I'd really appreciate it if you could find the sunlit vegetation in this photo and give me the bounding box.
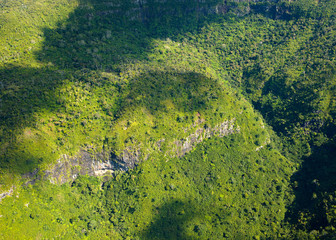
[0,0,335,239]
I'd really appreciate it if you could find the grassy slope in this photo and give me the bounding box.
[0,135,294,239]
[0,0,335,239]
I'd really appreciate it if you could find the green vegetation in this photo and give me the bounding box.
[0,0,335,239]
[1,134,295,239]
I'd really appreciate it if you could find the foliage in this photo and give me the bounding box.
[0,0,335,238]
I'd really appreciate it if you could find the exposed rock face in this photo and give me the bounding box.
[171,119,239,158]
[44,150,129,184]
[19,146,141,185]
[0,186,14,202]
[20,119,240,185]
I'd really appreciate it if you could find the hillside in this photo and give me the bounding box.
[0,0,335,239]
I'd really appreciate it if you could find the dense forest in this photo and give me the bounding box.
[0,0,335,239]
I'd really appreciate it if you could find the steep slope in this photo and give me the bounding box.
[0,0,335,239]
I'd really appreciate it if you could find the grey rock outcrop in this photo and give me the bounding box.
[21,119,240,185]
[171,119,239,158]
[0,186,14,202]
[44,150,129,184]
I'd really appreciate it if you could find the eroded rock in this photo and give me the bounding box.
[21,119,239,185]
[0,186,14,202]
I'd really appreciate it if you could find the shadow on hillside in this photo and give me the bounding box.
[139,200,203,240]
[0,68,223,176]
[285,140,336,231]
[252,69,319,135]
[0,0,228,175]
[0,0,295,176]
[36,0,291,72]
[35,0,227,72]
[123,70,222,115]
[0,65,64,129]
[0,64,67,174]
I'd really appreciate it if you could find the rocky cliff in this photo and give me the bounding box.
[20,119,239,185]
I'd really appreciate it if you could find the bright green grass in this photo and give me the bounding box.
[0,0,335,238]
